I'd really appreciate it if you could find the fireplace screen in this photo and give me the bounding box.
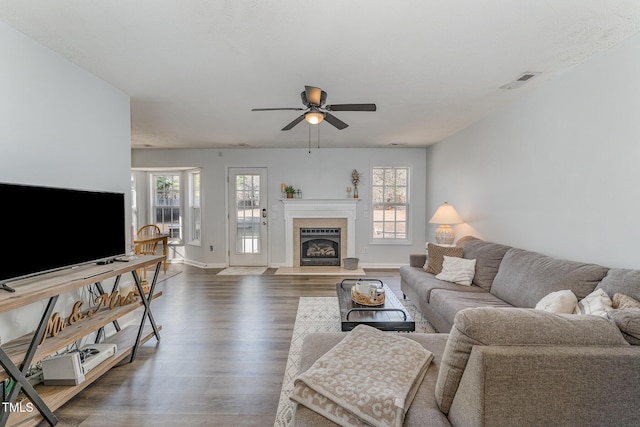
[300,228,341,266]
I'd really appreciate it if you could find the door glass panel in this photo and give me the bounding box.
[235,174,261,254]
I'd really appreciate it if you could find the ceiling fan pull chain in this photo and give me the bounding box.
[308,123,311,153]
[317,123,320,150]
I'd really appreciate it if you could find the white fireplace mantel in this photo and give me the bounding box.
[282,199,360,267]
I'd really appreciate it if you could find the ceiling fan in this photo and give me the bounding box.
[251,85,376,131]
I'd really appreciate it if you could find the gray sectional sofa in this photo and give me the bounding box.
[399,235,630,332]
[293,236,640,426]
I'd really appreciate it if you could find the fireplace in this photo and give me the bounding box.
[282,199,359,267]
[300,228,341,266]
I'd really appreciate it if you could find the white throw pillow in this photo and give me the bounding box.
[574,288,614,317]
[535,290,578,314]
[435,256,476,286]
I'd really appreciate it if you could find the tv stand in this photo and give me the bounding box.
[0,254,165,427]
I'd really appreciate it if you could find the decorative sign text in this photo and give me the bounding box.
[39,290,138,345]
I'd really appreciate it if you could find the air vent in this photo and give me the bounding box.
[500,72,540,90]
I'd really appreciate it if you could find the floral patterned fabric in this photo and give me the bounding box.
[290,324,433,427]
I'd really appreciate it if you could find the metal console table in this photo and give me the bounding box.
[0,254,164,427]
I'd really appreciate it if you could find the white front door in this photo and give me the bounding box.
[228,168,268,266]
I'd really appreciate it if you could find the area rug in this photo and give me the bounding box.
[216,267,267,275]
[274,296,436,427]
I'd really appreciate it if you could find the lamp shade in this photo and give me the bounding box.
[429,202,463,225]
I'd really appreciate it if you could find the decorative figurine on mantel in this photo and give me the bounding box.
[351,169,361,198]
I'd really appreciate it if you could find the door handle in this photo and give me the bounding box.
[262,208,267,218]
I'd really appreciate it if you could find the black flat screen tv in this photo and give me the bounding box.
[0,182,126,284]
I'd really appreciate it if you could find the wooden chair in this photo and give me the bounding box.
[136,224,161,288]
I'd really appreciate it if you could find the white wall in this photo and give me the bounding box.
[0,21,131,342]
[132,147,427,267]
[426,33,640,269]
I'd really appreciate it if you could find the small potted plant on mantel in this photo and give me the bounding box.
[285,185,296,198]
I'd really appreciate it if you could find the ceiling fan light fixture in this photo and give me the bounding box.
[305,111,324,125]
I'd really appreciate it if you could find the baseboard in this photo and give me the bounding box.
[182,259,226,269]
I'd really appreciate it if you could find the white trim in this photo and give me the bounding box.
[282,199,359,267]
[183,259,226,269]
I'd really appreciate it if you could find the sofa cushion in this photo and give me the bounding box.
[607,308,640,345]
[428,290,513,330]
[294,332,452,427]
[409,253,427,268]
[535,289,578,314]
[434,307,629,414]
[490,248,608,308]
[426,243,463,274]
[457,236,511,291]
[596,268,640,302]
[400,267,488,304]
[435,256,476,286]
[290,325,433,427]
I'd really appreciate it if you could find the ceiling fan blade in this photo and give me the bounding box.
[252,107,304,111]
[281,114,305,131]
[325,103,377,112]
[324,112,349,130]
[305,86,322,105]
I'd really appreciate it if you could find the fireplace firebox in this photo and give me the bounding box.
[300,228,341,266]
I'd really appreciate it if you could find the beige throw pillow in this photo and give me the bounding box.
[612,293,640,309]
[435,256,476,286]
[426,243,463,274]
[535,290,578,314]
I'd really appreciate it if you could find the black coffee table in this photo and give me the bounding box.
[336,279,415,332]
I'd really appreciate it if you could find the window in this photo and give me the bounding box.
[371,166,410,241]
[152,174,181,243]
[188,170,202,245]
[131,173,138,245]
[235,173,261,253]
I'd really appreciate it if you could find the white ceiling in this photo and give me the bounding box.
[2,1,640,149]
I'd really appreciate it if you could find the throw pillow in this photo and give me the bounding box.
[607,308,640,345]
[422,243,429,271]
[612,293,640,310]
[434,307,629,415]
[426,243,463,275]
[573,288,613,317]
[535,290,578,314]
[435,256,476,286]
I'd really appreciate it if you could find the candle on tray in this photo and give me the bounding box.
[347,186,352,192]
[281,183,286,192]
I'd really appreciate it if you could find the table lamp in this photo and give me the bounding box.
[429,202,463,245]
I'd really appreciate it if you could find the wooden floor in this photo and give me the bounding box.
[40,265,402,427]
